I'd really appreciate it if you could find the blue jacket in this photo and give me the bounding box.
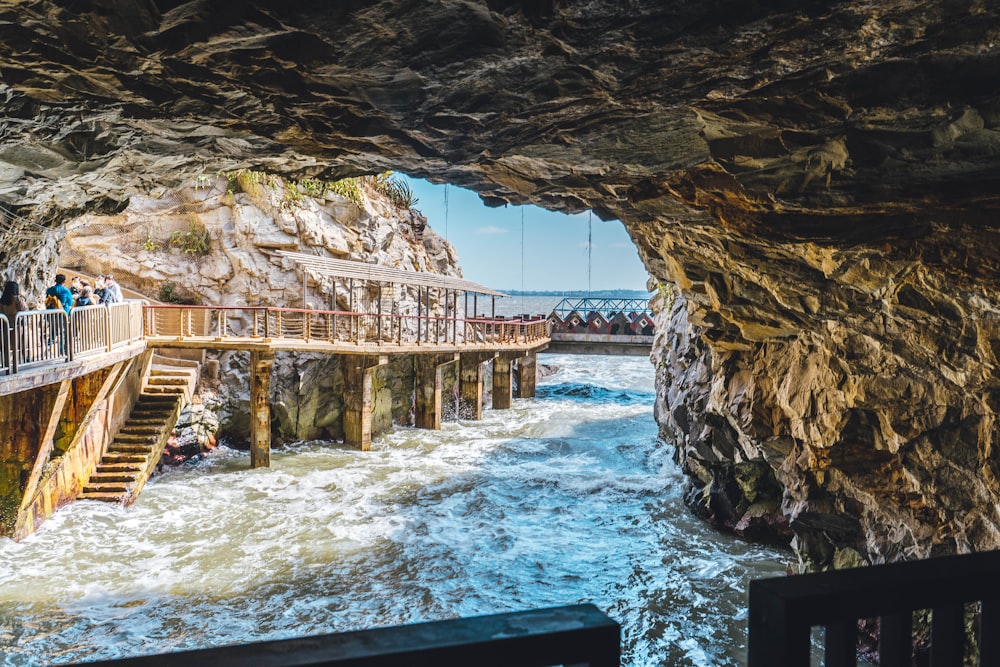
[45,284,74,315]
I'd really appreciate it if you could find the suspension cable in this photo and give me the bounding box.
[587,210,592,297]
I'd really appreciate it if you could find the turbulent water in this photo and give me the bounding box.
[0,346,791,666]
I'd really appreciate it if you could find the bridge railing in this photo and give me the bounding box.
[0,315,9,375]
[143,305,549,348]
[0,302,147,374]
[12,309,71,371]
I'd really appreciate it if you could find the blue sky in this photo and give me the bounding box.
[399,175,650,292]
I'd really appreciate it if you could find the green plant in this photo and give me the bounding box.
[157,281,202,305]
[157,280,180,303]
[386,178,419,209]
[327,176,365,206]
[223,169,275,196]
[299,178,325,198]
[143,235,161,251]
[368,171,419,209]
[284,182,304,204]
[170,221,211,255]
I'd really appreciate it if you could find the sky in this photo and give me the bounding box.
[398,175,650,293]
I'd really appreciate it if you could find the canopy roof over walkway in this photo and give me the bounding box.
[275,251,507,297]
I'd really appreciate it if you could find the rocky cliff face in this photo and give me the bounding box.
[60,174,459,443]
[2,1,1000,569]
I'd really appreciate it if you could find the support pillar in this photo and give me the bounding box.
[492,354,514,410]
[516,353,537,398]
[249,350,274,469]
[343,355,387,451]
[459,352,496,420]
[414,353,459,430]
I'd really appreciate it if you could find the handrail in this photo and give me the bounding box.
[748,549,1000,666]
[0,301,149,376]
[0,314,9,375]
[12,308,71,371]
[143,305,549,348]
[74,604,620,667]
[0,302,547,379]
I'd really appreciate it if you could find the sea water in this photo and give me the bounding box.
[0,337,792,666]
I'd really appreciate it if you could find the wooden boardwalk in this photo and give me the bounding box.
[142,304,549,354]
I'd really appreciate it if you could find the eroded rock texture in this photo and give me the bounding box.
[60,175,455,443]
[2,1,1000,568]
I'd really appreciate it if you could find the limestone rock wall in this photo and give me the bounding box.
[60,176,460,443]
[651,234,1000,569]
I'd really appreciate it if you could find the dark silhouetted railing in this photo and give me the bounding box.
[78,603,620,666]
[749,549,1000,666]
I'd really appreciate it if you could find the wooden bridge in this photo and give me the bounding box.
[0,260,551,540]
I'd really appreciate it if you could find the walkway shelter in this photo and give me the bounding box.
[275,250,507,346]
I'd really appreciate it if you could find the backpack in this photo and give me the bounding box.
[45,293,63,310]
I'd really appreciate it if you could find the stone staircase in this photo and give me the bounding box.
[79,357,199,505]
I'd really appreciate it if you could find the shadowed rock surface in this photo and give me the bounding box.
[2,0,999,568]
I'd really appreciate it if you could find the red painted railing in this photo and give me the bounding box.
[142,305,550,348]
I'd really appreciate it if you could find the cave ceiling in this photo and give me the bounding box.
[1,0,999,282]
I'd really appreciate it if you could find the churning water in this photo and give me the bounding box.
[0,352,790,666]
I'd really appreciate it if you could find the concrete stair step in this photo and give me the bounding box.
[109,443,155,454]
[119,426,163,435]
[89,472,136,484]
[82,481,129,494]
[102,456,147,467]
[114,435,159,446]
[147,376,190,385]
[79,491,126,502]
[142,386,187,395]
[95,463,143,474]
[136,392,182,402]
[126,418,170,427]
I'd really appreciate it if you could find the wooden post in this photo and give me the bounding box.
[414,353,458,430]
[516,353,537,398]
[459,352,495,420]
[342,355,387,451]
[249,350,274,469]
[492,354,514,410]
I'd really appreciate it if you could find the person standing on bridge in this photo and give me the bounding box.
[103,275,123,305]
[44,274,74,356]
[0,280,27,321]
[44,274,73,316]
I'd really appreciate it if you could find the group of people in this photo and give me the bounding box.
[60,274,123,310]
[0,273,124,322]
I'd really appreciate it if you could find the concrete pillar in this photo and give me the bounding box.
[492,355,514,410]
[516,353,537,398]
[414,353,458,430]
[249,350,274,469]
[459,352,496,420]
[0,380,70,535]
[342,355,387,451]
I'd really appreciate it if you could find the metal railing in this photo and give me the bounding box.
[550,297,652,319]
[748,549,1000,666]
[76,604,620,666]
[143,305,550,348]
[0,315,9,375]
[2,301,146,375]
